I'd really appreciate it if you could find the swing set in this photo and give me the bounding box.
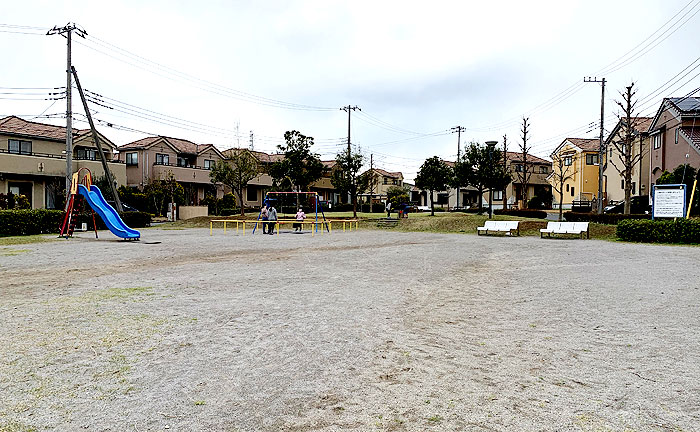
[252,191,329,234]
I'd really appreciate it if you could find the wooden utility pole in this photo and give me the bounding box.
[72,66,123,212]
[48,23,86,208]
[584,76,606,213]
[340,105,360,212]
[369,153,374,213]
[451,126,466,208]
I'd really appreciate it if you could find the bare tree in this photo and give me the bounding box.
[609,83,644,214]
[502,134,509,209]
[516,117,533,208]
[550,153,576,221]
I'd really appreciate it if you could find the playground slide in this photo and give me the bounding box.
[77,184,140,239]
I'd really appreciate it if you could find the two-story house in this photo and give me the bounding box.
[361,168,404,203]
[648,97,700,186]
[603,117,652,202]
[499,152,553,209]
[220,148,337,208]
[0,116,125,209]
[118,136,225,205]
[548,138,601,208]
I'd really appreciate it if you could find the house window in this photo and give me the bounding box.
[8,139,32,155]
[564,156,572,166]
[392,179,397,185]
[586,154,599,165]
[126,152,138,166]
[571,187,575,197]
[493,190,503,200]
[632,182,636,195]
[540,166,548,174]
[75,148,96,160]
[155,153,169,165]
[246,187,257,202]
[204,159,214,170]
[621,179,625,189]
[609,147,613,157]
[177,157,187,167]
[383,177,388,185]
[566,184,569,192]
[514,164,523,172]
[652,133,662,149]
[437,193,449,204]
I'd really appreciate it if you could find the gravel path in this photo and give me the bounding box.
[1,228,699,431]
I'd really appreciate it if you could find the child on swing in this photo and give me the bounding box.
[294,207,306,232]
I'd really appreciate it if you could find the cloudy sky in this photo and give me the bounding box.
[2,0,699,181]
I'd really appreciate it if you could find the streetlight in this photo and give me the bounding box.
[485,140,498,219]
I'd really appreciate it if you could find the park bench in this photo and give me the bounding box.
[477,220,520,236]
[377,218,399,228]
[539,221,590,239]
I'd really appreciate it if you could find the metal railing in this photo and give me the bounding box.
[153,161,211,170]
[0,148,123,163]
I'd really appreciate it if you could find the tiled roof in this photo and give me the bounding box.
[119,136,214,154]
[0,115,89,141]
[566,138,600,152]
[321,160,336,169]
[680,127,700,148]
[668,97,700,113]
[372,168,403,179]
[632,117,653,133]
[505,151,550,164]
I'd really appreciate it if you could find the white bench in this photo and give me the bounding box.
[540,221,590,239]
[477,220,520,236]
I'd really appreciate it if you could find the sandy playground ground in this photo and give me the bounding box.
[1,227,699,431]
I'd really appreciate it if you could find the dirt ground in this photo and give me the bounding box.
[1,227,699,431]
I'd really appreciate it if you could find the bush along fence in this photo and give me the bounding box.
[0,209,151,237]
[494,209,548,219]
[617,219,700,244]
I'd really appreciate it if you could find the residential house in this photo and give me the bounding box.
[603,117,652,202]
[495,152,553,209]
[648,97,700,186]
[361,168,404,203]
[118,136,225,205]
[220,148,338,208]
[548,138,601,208]
[0,116,125,209]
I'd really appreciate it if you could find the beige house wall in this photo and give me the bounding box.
[1,133,125,209]
[549,143,600,207]
[604,134,650,202]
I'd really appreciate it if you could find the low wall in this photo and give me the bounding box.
[179,206,208,220]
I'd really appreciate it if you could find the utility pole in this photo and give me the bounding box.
[451,126,466,208]
[584,76,606,214]
[340,105,360,211]
[369,153,374,213]
[249,131,254,150]
[47,23,86,208]
[485,141,498,219]
[72,66,123,212]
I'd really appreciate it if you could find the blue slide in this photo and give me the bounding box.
[78,184,140,240]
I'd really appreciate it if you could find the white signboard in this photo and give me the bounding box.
[653,185,685,218]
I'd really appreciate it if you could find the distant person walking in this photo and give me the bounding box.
[268,205,278,235]
[294,207,306,232]
[260,204,269,234]
[385,201,392,218]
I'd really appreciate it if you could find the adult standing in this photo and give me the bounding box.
[385,201,392,218]
[268,205,278,235]
[260,204,269,234]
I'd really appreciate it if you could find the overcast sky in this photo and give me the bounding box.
[2,0,700,181]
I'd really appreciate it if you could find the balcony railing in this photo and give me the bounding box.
[0,148,124,163]
[153,161,211,170]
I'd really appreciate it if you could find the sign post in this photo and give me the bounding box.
[652,184,686,220]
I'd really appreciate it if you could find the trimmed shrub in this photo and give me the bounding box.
[564,211,651,224]
[495,209,547,219]
[0,209,64,237]
[220,208,240,216]
[360,203,386,213]
[617,218,700,243]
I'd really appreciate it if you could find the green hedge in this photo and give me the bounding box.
[0,209,64,236]
[495,209,547,219]
[565,212,651,224]
[617,219,700,243]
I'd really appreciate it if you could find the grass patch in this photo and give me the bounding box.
[0,421,38,432]
[0,248,31,257]
[0,235,56,246]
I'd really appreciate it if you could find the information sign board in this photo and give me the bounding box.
[652,184,686,219]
